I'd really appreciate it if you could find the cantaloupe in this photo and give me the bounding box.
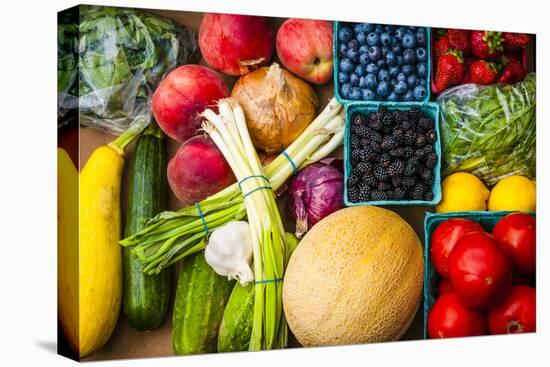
[282,206,424,346]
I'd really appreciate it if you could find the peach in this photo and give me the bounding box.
[276,19,333,85]
[152,65,229,142]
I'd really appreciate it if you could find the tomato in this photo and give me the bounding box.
[437,278,454,296]
[427,292,487,338]
[489,285,536,334]
[430,218,484,278]
[448,231,512,309]
[492,213,536,274]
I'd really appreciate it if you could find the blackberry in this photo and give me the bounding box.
[373,164,389,182]
[385,190,396,200]
[356,161,372,174]
[394,187,406,200]
[368,112,383,131]
[351,134,361,148]
[366,128,383,143]
[409,183,427,200]
[403,146,415,159]
[420,168,434,185]
[347,187,360,202]
[391,176,402,188]
[416,133,427,147]
[425,129,436,144]
[401,176,416,189]
[387,159,405,178]
[379,152,392,168]
[424,191,434,201]
[351,148,361,163]
[403,130,416,146]
[404,158,419,176]
[356,183,372,202]
[347,171,360,187]
[389,147,404,157]
[392,128,405,142]
[370,140,382,152]
[354,124,370,138]
[363,173,378,187]
[370,190,388,201]
[352,113,366,126]
[401,118,414,131]
[381,122,394,135]
[360,138,371,148]
[381,135,398,150]
[415,145,433,158]
[408,108,425,123]
[425,152,437,168]
[377,181,392,192]
[391,110,402,122]
[361,147,377,162]
[419,117,433,131]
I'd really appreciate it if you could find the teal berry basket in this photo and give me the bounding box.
[343,101,442,206]
[422,210,536,339]
[333,21,431,103]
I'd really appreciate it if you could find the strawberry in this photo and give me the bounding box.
[502,32,530,51]
[460,58,475,83]
[434,35,452,66]
[498,60,525,84]
[435,50,464,91]
[447,29,471,55]
[503,51,522,64]
[468,60,498,84]
[471,31,504,60]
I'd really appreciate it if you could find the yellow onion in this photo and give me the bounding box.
[231,63,319,152]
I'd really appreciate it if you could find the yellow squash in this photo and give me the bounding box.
[58,124,144,358]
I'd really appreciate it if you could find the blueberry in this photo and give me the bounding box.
[348,39,359,49]
[395,80,408,94]
[338,26,353,43]
[376,81,391,97]
[366,63,379,74]
[361,23,373,33]
[402,33,417,49]
[395,27,407,41]
[416,29,427,46]
[408,26,417,31]
[354,23,364,34]
[355,65,366,76]
[413,85,427,101]
[365,73,378,89]
[367,32,380,46]
[396,55,404,66]
[359,76,367,88]
[362,88,376,101]
[385,51,397,66]
[382,45,391,55]
[375,25,384,33]
[350,73,360,86]
[380,32,392,45]
[359,53,370,65]
[378,69,390,82]
[377,59,386,68]
[390,78,397,87]
[392,43,403,54]
[384,25,393,32]
[397,72,407,82]
[416,47,427,62]
[403,90,414,101]
[389,66,400,78]
[346,48,359,62]
[387,92,399,102]
[350,87,362,100]
[419,78,427,87]
[403,49,417,64]
[417,62,427,78]
[339,44,348,57]
[340,58,354,73]
[357,31,368,46]
[368,46,382,61]
[407,74,418,88]
[359,45,370,54]
[341,83,352,98]
[338,71,349,84]
[402,64,415,76]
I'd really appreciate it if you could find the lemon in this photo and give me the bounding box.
[436,172,489,213]
[488,175,536,211]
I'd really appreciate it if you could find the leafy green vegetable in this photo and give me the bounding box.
[438,73,536,186]
[57,5,199,132]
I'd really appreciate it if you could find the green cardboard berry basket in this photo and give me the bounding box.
[422,210,536,339]
[343,101,442,206]
[333,21,431,103]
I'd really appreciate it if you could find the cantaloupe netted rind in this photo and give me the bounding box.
[282,206,424,347]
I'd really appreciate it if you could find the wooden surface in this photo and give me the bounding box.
[75,8,432,362]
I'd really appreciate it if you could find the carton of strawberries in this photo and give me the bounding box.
[432,29,531,93]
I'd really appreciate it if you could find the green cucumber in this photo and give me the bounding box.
[172,251,235,355]
[217,232,300,352]
[122,123,170,331]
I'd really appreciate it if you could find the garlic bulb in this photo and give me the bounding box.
[205,221,254,285]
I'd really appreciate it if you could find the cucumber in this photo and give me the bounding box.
[172,251,235,355]
[122,123,170,331]
[217,232,300,352]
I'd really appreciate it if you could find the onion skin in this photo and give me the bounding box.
[231,63,319,153]
[287,163,344,237]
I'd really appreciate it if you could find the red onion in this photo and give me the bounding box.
[287,162,344,238]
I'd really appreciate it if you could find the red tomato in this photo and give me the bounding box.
[448,232,512,309]
[427,292,487,338]
[430,218,484,278]
[489,285,536,334]
[492,213,536,274]
[437,278,454,296]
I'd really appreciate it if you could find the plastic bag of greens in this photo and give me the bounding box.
[57,5,199,133]
[437,73,536,187]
